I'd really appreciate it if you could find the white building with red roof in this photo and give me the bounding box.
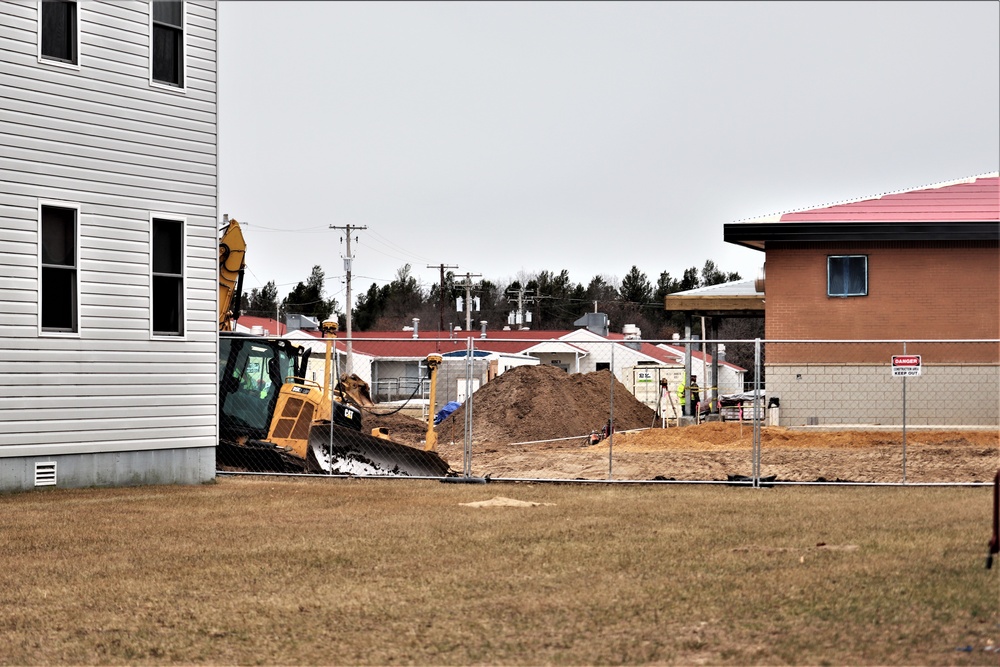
[231,314,749,417]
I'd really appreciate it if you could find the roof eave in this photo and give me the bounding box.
[724,220,999,247]
[664,294,765,315]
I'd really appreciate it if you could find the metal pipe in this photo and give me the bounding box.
[215,472,992,488]
[463,337,474,478]
[902,340,908,483]
[608,343,615,480]
[753,337,762,487]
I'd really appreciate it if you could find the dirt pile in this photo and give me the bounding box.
[608,422,1000,452]
[364,410,428,447]
[440,364,657,445]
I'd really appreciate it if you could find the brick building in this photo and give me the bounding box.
[724,174,999,426]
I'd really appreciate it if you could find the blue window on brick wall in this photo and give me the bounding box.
[827,255,867,297]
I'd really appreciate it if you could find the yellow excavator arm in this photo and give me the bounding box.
[218,216,247,331]
[424,354,443,451]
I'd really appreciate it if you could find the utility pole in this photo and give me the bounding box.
[330,223,367,375]
[461,272,482,331]
[428,263,458,332]
[506,286,535,328]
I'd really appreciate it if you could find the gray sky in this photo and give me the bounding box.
[218,1,1000,305]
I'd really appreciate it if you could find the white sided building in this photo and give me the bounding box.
[0,1,218,491]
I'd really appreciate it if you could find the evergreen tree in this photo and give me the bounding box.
[313,259,747,336]
[375,264,425,330]
[283,265,337,322]
[426,270,460,332]
[246,280,279,318]
[619,265,653,304]
[351,265,427,331]
[585,275,618,305]
[700,260,741,286]
[352,282,385,331]
[475,279,508,333]
[679,266,700,291]
[650,271,681,331]
[527,269,578,329]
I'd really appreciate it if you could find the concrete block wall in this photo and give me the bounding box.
[766,364,999,427]
[0,448,215,493]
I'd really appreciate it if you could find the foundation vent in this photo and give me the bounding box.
[34,461,57,487]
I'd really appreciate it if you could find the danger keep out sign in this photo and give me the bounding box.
[892,355,922,377]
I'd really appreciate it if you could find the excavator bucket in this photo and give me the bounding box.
[338,374,375,408]
[308,421,451,477]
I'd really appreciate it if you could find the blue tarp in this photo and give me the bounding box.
[434,401,462,425]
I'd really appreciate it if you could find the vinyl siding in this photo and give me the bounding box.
[0,1,218,460]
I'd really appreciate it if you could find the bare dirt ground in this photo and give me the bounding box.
[365,364,999,483]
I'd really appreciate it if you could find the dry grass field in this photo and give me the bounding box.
[1,477,997,666]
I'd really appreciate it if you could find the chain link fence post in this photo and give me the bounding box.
[753,338,762,488]
[902,340,909,484]
[608,342,615,480]
[463,336,474,478]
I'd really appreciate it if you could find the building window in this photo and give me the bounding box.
[152,217,184,336]
[152,1,184,87]
[40,204,78,333]
[40,0,78,65]
[827,255,868,297]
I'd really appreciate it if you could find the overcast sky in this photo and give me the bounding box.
[217,1,999,305]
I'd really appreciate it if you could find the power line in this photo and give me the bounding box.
[330,224,367,375]
[366,228,436,265]
[459,272,482,331]
[428,263,458,332]
[506,286,535,328]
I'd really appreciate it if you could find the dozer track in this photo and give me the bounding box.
[217,437,317,474]
[218,423,451,477]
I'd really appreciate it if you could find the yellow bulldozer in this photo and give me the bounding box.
[216,216,450,477]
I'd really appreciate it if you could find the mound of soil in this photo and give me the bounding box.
[363,365,658,449]
[363,410,429,447]
[441,364,657,445]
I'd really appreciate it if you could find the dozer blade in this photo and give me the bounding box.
[308,422,452,477]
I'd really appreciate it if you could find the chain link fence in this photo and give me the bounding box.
[217,335,998,486]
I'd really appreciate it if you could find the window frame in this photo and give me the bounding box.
[826,254,869,298]
[150,214,187,338]
[37,0,80,70]
[38,200,81,337]
[149,1,186,90]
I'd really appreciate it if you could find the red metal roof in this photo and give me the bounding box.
[655,343,745,371]
[778,174,999,223]
[234,315,286,335]
[297,330,578,359]
[233,323,746,371]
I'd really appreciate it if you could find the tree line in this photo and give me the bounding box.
[239,259,761,342]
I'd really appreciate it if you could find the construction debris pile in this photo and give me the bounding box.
[368,364,657,448]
